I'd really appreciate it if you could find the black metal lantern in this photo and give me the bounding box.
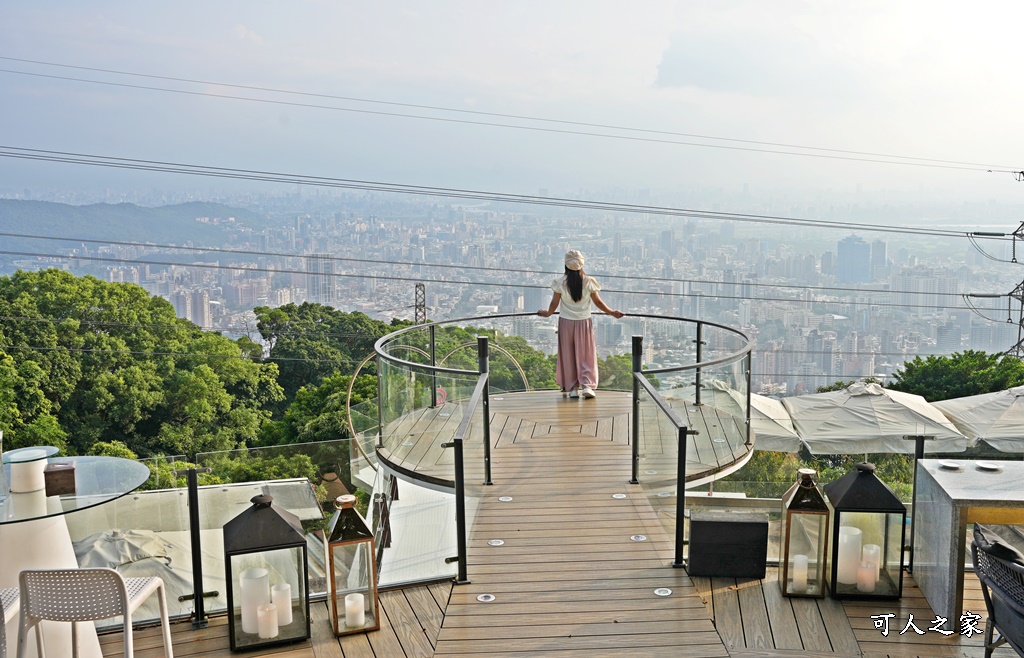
[224,495,311,651]
[823,462,906,600]
[326,495,380,636]
[780,468,830,598]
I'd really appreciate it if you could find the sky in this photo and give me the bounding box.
[2,1,1024,207]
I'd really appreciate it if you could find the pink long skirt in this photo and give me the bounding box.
[556,317,598,391]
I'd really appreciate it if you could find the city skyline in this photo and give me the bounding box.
[1,192,1018,397]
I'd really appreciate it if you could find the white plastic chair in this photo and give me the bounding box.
[16,568,173,658]
[2,587,20,658]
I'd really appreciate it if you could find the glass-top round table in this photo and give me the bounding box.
[0,450,151,656]
[0,453,151,524]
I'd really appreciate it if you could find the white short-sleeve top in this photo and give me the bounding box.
[552,275,601,320]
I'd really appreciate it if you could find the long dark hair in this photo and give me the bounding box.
[564,267,584,302]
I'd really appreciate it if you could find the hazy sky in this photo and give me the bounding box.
[2,1,1023,204]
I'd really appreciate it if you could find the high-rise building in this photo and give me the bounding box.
[871,239,888,280]
[936,321,961,353]
[191,290,211,329]
[891,266,959,317]
[660,229,675,257]
[306,253,335,306]
[170,290,191,322]
[837,236,872,283]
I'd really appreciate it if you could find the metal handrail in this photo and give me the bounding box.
[634,374,687,427]
[374,311,752,379]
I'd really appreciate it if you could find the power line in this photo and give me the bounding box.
[2,313,950,360]
[1,68,1018,175]
[0,315,376,339]
[0,55,1017,173]
[0,146,992,240]
[0,229,983,300]
[1,343,948,374]
[0,249,976,311]
[0,343,347,364]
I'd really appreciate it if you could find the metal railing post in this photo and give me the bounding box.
[745,353,753,446]
[430,324,438,408]
[630,335,642,485]
[376,353,385,449]
[443,437,470,584]
[478,336,493,485]
[673,427,689,568]
[172,466,216,628]
[694,322,704,406]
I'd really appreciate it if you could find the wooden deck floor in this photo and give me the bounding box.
[379,390,751,487]
[100,390,1018,658]
[433,392,725,657]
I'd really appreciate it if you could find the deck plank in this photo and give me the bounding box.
[760,576,803,651]
[735,579,774,650]
[710,576,746,649]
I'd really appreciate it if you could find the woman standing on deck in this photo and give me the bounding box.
[538,249,625,399]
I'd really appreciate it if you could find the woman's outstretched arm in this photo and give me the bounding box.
[591,292,624,318]
[538,292,561,317]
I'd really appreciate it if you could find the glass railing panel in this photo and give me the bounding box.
[378,324,433,365]
[373,462,460,587]
[378,357,482,483]
[633,380,687,490]
[431,316,554,394]
[189,442,367,614]
[374,370,487,585]
[348,397,380,492]
[65,455,192,627]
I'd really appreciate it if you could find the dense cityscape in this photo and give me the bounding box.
[2,185,1021,398]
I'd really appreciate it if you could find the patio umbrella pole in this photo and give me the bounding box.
[904,435,930,574]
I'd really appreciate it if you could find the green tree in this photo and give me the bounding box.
[254,303,398,410]
[815,378,880,393]
[888,350,1024,402]
[0,269,283,456]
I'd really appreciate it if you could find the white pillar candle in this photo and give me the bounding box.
[9,449,48,493]
[856,560,876,593]
[862,543,881,583]
[272,583,293,626]
[837,526,863,585]
[345,592,366,628]
[791,554,809,594]
[239,568,270,634]
[257,604,279,639]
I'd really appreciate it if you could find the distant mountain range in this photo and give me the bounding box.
[0,200,270,254]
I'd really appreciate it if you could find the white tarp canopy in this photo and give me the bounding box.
[747,393,802,453]
[932,385,1024,452]
[664,380,801,452]
[781,382,969,454]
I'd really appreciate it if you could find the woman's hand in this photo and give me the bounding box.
[538,309,552,317]
[609,310,625,319]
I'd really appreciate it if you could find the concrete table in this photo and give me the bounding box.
[0,452,151,657]
[914,458,1024,631]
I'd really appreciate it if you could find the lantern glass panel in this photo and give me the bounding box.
[329,539,378,634]
[229,547,308,650]
[831,510,905,598]
[783,511,828,596]
[823,462,906,600]
[780,468,829,598]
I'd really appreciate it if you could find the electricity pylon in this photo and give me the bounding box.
[414,283,427,324]
[967,222,1024,357]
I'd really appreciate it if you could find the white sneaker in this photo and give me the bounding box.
[581,387,596,399]
[568,389,579,399]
